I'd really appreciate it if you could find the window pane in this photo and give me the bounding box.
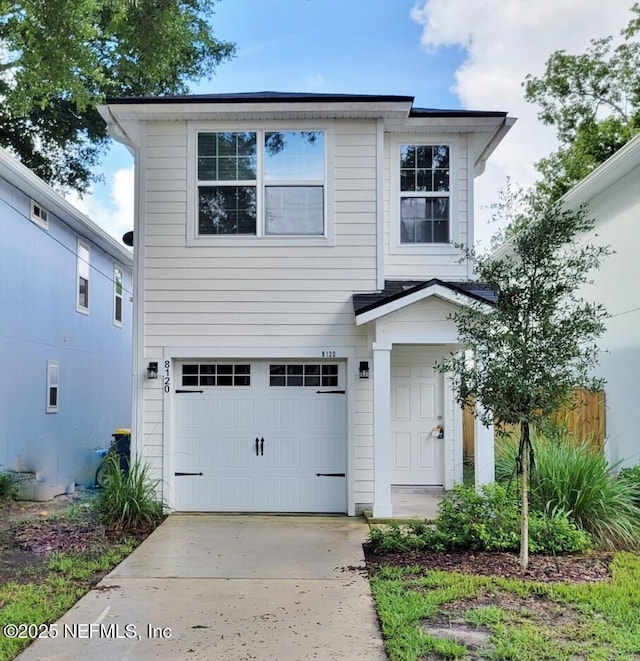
[49,387,58,407]
[183,365,198,375]
[264,131,324,181]
[182,375,198,386]
[78,277,89,308]
[287,365,304,375]
[217,365,233,375]
[115,296,122,322]
[400,197,449,243]
[234,375,251,386]
[235,364,251,374]
[399,145,450,193]
[270,376,286,386]
[198,132,257,181]
[270,365,286,376]
[265,187,324,235]
[288,375,303,386]
[200,365,216,374]
[201,375,216,386]
[217,375,233,386]
[199,187,257,235]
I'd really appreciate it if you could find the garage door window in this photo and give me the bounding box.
[182,364,251,387]
[269,364,338,387]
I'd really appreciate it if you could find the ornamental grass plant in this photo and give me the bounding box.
[495,431,640,550]
[95,453,164,531]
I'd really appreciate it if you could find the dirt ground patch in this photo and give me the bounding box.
[0,491,115,585]
[364,545,613,583]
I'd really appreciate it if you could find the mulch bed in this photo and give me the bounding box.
[363,544,614,583]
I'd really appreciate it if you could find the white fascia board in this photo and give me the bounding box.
[100,100,413,124]
[355,284,489,326]
[0,147,133,266]
[562,132,640,209]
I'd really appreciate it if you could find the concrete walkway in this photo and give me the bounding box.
[17,515,386,661]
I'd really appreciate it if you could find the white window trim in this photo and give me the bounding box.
[389,135,460,255]
[76,238,90,314]
[113,264,123,327]
[46,361,59,413]
[187,121,335,247]
[30,200,49,229]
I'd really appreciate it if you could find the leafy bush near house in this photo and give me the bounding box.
[367,484,591,555]
[0,470,19,501]
[96,453,164,531]
[495,433,640,550]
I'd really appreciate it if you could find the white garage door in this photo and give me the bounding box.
[172,361,347,513]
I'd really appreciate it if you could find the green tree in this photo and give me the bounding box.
[440,194,610,569]
[524,3,640,201]
[0,0,235,192]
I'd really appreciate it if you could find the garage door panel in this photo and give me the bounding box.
[221,399,255,429]
[220,437,257,469]
[220,477,254,509]
[265,436,301,469]
[267,399,301,429]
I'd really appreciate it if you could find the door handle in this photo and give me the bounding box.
[260,437,264,455]
[255,437,259,456]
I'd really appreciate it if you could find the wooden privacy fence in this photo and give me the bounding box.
[463,388,606,458]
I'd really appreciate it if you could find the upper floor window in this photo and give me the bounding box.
[197,130,325,237]
[113,265,123,327]
[30,200,49,229]
[76,239,90,313]
[399,145,450,244]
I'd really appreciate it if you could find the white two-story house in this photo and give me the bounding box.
[99,92,513,517]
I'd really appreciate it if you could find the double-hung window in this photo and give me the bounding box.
[113,265,123,327]
[196,130,325,237]
[399,145,450,244]
[76,239,90,313]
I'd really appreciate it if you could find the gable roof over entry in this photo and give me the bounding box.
[353,279,496,325]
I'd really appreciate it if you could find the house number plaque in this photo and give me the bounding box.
[321,350,336,358]
[164,360,171,393]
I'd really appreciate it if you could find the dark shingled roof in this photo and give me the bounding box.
[106,91,415,105]
[353,279,497,316]
[104,91,508,120]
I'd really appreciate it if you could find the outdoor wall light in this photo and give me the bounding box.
[147,362,158,379]
[359,361,370,379]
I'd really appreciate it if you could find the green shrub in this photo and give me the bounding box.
[529,508,592,554]
[496,433,640,550]
[96,453,164,531]
[367,484,591,555]
[0,471,19,501]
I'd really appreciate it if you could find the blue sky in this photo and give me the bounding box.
[75,0,635,247]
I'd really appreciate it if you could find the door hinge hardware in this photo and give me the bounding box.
[260,437,264,455]
[175,389,204,394]
[175,472,203,476]
[316,473,346,477]
[316,390,345,394]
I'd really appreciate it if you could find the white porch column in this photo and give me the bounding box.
[474,402,495,487]
[444,371,463,489]
[372,344,393,518]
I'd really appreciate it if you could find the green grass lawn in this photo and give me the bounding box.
[370,552,640,660]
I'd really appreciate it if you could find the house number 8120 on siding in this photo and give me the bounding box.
[322,350,336,358]
[164,360,170,393]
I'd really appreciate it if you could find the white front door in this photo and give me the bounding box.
[172,361,347,512]
[391,347,444,485]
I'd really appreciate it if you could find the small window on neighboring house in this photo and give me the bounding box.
[77,239,90,313]
[399,145,450,244]
[114,265,123,327]
[30,200,49,229]
[46,362,59,413]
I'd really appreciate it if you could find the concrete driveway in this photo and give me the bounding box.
[17,515,386,660]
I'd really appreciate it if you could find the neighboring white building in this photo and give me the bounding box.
[0,148,133,494]
[562,133,640,468]
[99,92,513,516]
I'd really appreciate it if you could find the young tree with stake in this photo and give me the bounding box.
[441,194,610,569]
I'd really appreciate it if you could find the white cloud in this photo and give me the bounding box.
[65,167,134,244]
[411,0,635,247]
